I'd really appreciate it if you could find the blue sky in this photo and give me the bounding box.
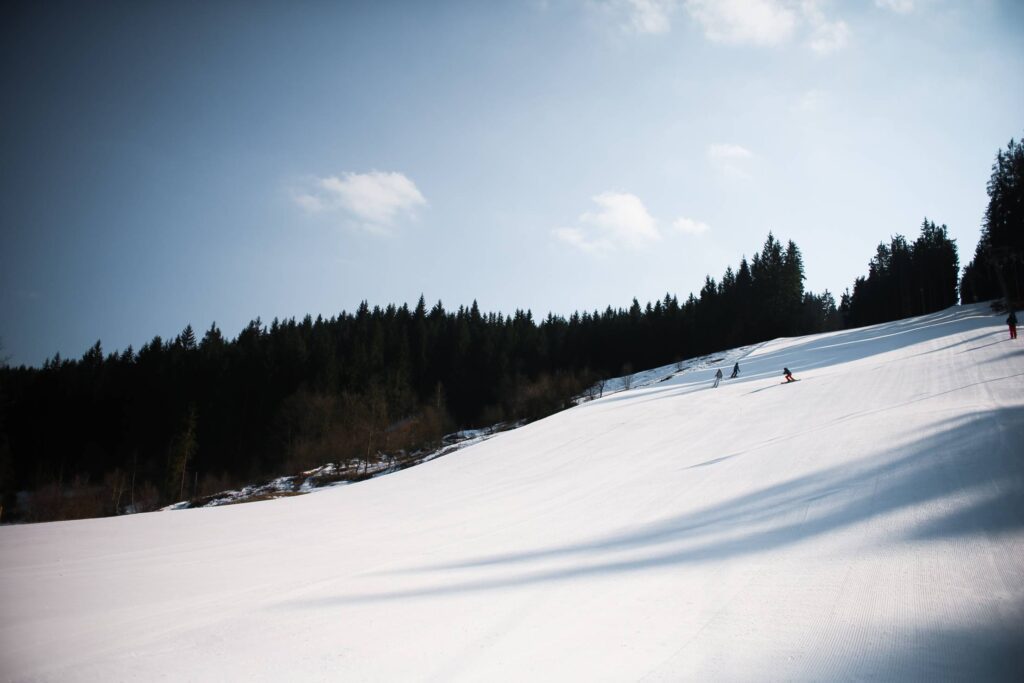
[2,0,1022,366]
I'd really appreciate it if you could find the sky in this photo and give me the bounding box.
[1,0,1022,367]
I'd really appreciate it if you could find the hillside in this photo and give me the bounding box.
[1,302,1022,681]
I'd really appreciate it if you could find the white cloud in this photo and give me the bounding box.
[793,88,828,113]
[622,0,675,34]
[808,18,849,54]
[674,0,849,54]
[554,192,660,253]
[800,1,850,55]
[291,191,326,213]
[683,0,797,46]
[581,192,660,246]
[708,143,754,161]
[672,216,711,235]
[552,226,612,254]
[875,0,914,13]
[708,143,755,178]
[292,171,427,233]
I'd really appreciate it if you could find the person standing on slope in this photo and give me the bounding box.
[783,367,796,383]
[712,368,723,388]
[730,362,740,379]
[1008,310,1018,340]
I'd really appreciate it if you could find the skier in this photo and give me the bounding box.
[712,368,723,388]
[1008,310,1018,340]
[730,362,740,379]
[783,367,796,383]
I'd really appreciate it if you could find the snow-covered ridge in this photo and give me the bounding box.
[590,343,761,397]
[2,303,1022,681]
[162,426,510,510]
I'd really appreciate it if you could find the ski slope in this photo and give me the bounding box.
[2,303,1023,681]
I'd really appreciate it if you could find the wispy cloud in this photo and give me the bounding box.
[683,0,797,46]
[793,88,828,114]
[807,18,849,54]
[801,0,850,55]
[672,216,711,235]
[554,192,660,253]
[292,171,427,234]
[875,0,914,13]
[708,143,753,161]
[552,226,611,253]
[601,0,852,55]
[554,192,709,253]
[707,143,755,178]
[621,0,675,34]
[670,0,850,54]
[580,192,660,246]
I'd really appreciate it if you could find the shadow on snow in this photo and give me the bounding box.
[281,405,1024,606]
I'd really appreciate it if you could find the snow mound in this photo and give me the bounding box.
[2,303,1022,681]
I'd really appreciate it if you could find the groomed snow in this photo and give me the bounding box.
[2,303,1023,681]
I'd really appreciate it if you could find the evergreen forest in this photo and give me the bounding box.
[0,134,1020,523]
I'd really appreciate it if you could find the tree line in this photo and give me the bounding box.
[0,232,838,522]
[3,132,1019,523]
[837,219,960,328]
[960,136,1024,305]
[835,133,1023,325]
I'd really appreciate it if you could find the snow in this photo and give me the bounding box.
[2,303,1023,681]
[594,344,758,397]
[163,428,506,509]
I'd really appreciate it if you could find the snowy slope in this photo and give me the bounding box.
[2,303,1023,681]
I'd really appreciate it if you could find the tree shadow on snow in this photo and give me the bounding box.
[812,621,1024,681]
[281,405,1024,608]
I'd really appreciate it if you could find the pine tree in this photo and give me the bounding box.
[982,136,1024,302]
[960,233,1001,303]
[178,324,197,350]
[200,323,225,350]
[888,235,913,318]
[781,240,806,331]
[912,219,959,313]
[82,340,103,368]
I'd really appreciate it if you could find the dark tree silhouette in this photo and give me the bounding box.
[0,232,850,522]
[845,220,959,326]
[963,136,1024,304]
